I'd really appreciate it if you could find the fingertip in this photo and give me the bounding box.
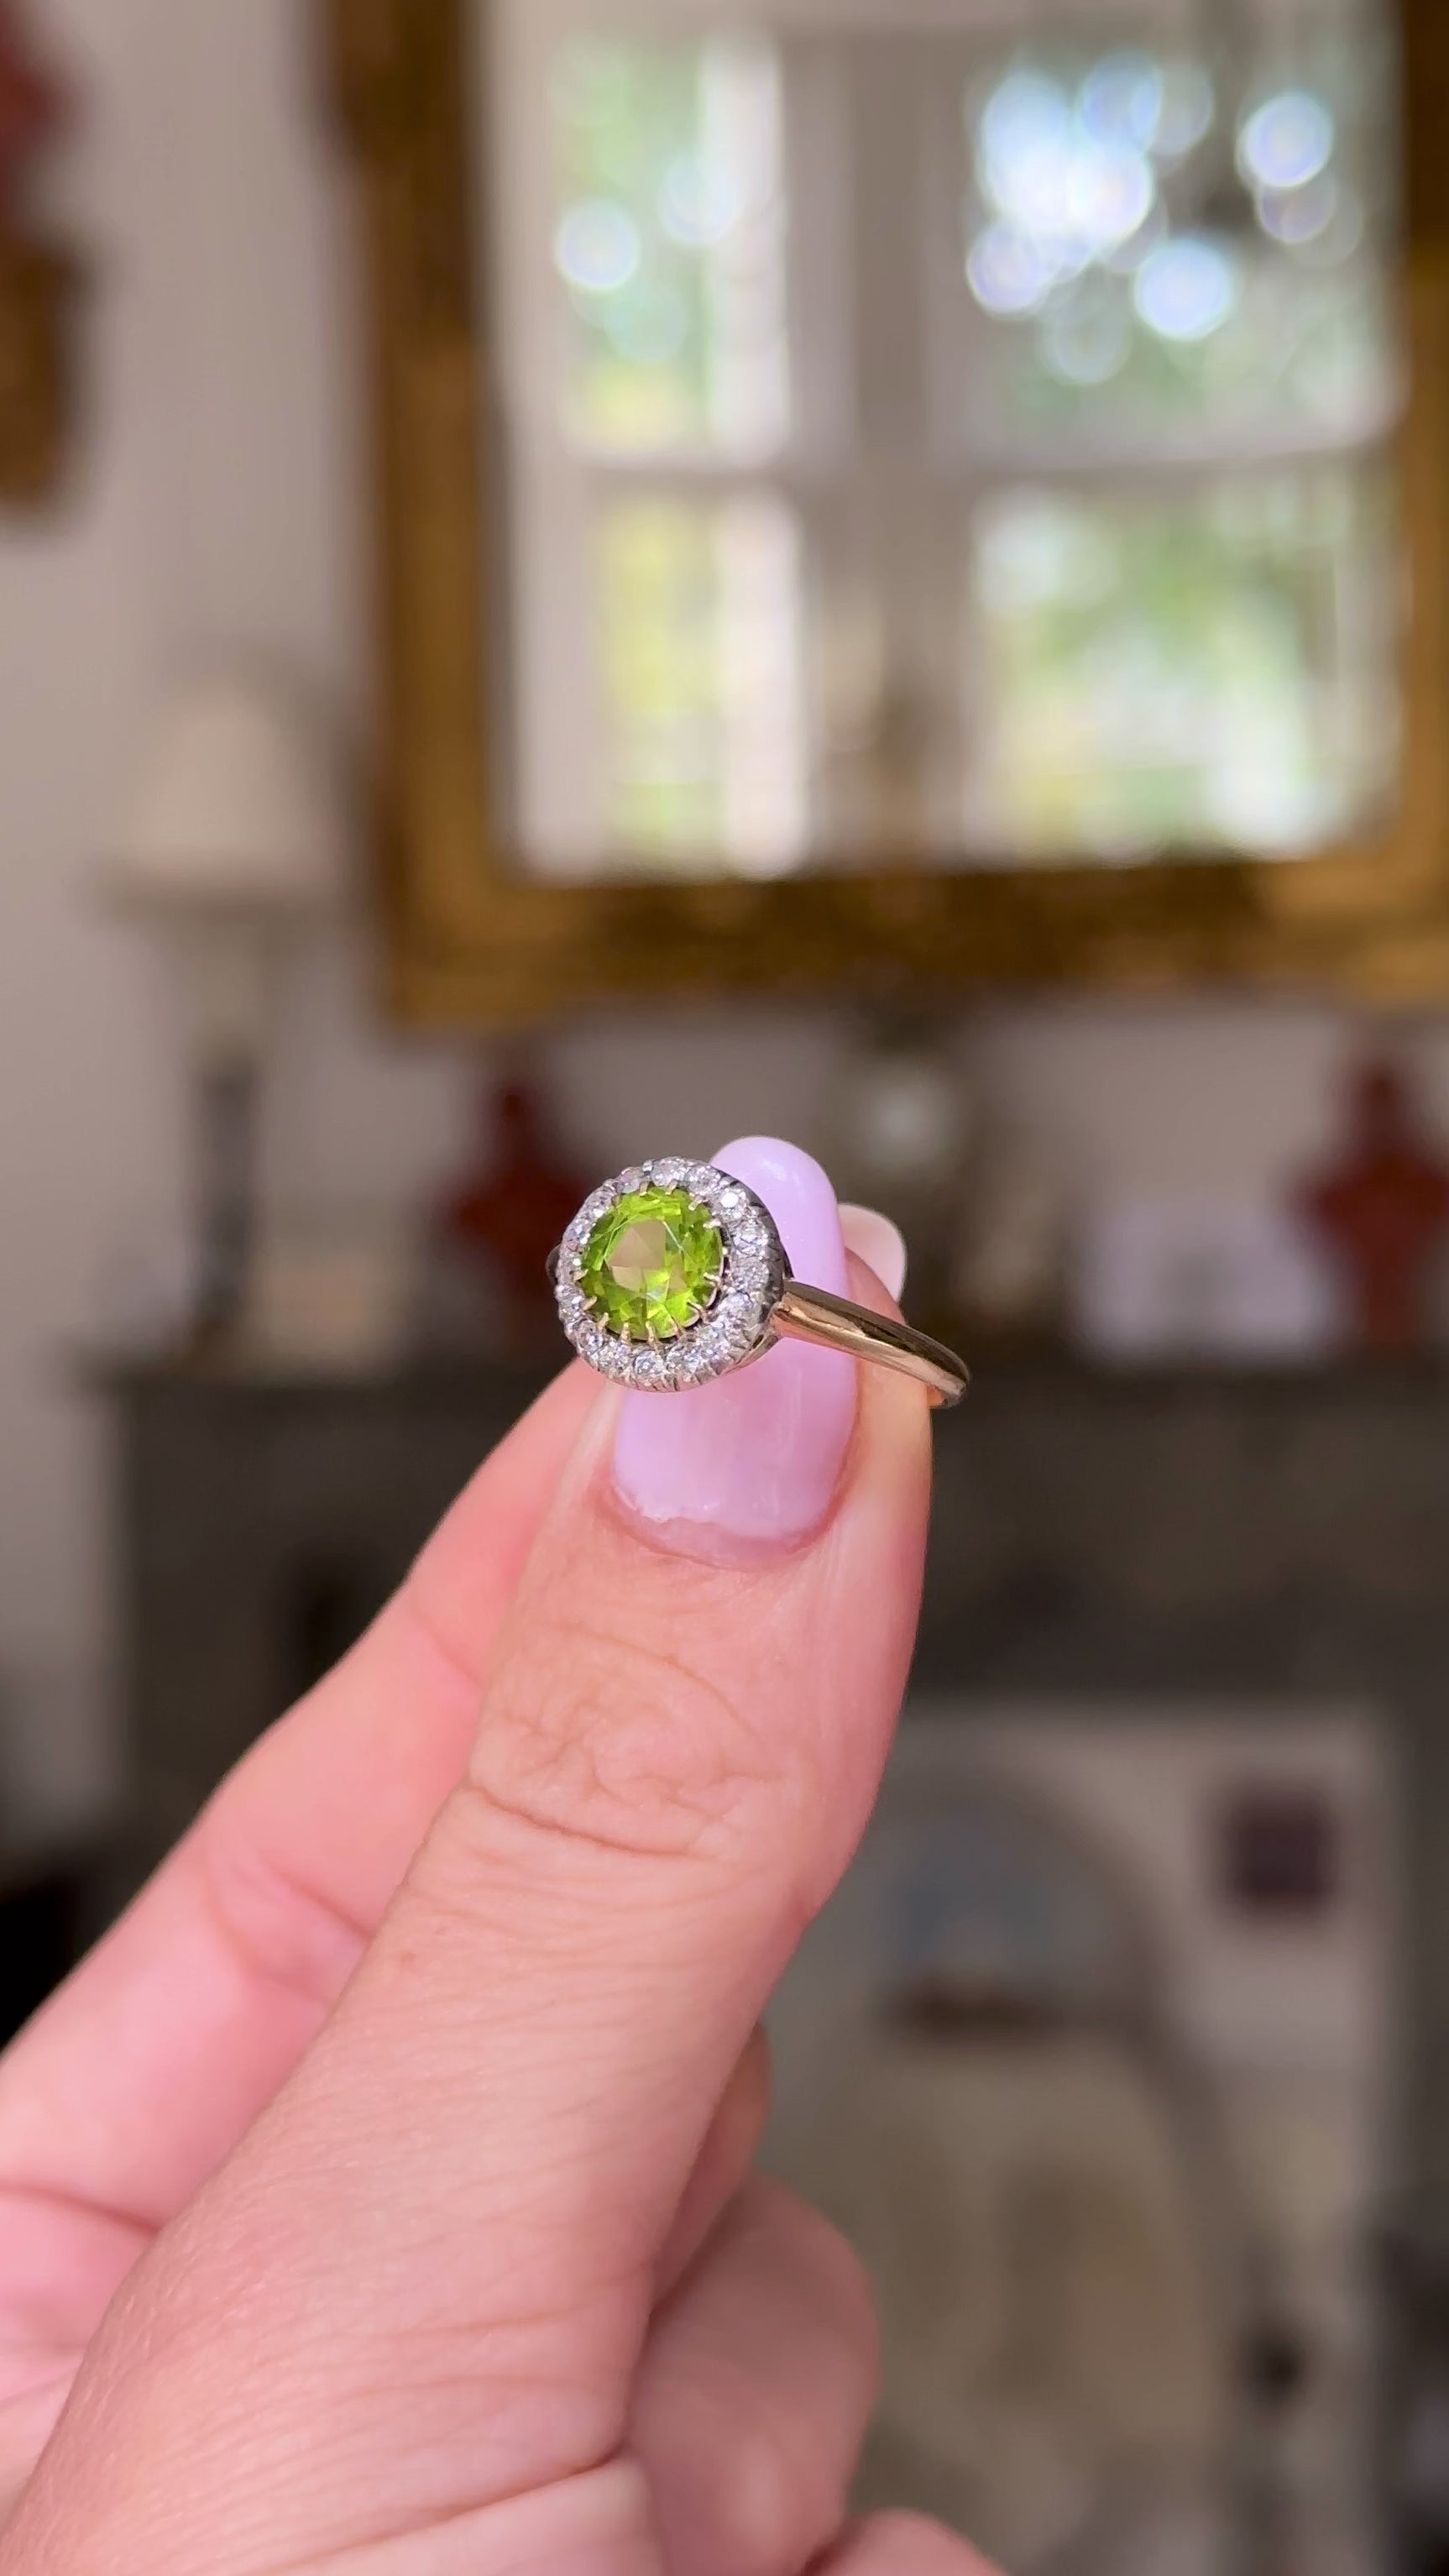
[613,1139,856,1557]
[840,1206,908,1304]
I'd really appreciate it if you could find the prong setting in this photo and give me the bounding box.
[555,1160,787,1393]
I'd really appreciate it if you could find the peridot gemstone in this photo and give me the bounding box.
[581,1187,724,1343]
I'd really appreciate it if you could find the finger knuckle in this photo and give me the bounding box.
[695,2401,846,2576]
[756,2180,876,2354]
[190,1807,371,2016]
[677,2188,877,2576]
[469,1612,796,1868]
[853,2511,998,2572]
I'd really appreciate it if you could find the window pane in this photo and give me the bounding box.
[959,16,1399,462]
[552,36,789,456]
[597,495,808,875]
[965,472,1399,861]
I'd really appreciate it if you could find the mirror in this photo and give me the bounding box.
[486,0,1403,885]
[331,0,1449,1020]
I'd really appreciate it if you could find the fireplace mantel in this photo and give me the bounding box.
[100,1353,1449,2181]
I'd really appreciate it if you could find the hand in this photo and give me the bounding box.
[0,1141,988,2576]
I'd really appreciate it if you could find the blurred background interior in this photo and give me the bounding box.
[9,0,1449,2565]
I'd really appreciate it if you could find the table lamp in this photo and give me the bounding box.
[107,667,349,1353]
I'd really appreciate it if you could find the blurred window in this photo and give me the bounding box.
[490,0,1403,877]
[552,35,791,459]
[598,494,808,872]
[949,19,1402,858]
[965,469,1399,861]
[953,44,1398,463]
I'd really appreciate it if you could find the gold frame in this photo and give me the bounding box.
[328,0,1449,1023]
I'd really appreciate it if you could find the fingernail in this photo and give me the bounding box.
[840,1205,908,1303]
[613,1138,857,1560]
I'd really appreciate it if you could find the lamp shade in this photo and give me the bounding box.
[110,669,349,915]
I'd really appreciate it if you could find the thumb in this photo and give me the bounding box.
[13,1144,932,2576]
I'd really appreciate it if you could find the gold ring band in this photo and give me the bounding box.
[773,1281,970,1409]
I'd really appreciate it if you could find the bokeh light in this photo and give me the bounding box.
[973,66,1156,299]
[1238,90,1336,193]
[1068,141,1155,251]
[1256,172,1339,249]
[1133,236,1238,342]
[979,92,1079,238]
[967,221,1059,316]
[1077,51,1163,153]
[555,198,642,296]
[658,152,744,249]
[979,71,1073,193]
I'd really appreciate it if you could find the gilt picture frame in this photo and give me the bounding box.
[328,0,1449,1024]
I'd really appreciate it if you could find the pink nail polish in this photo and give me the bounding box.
[840,1206,908,1304]
[613,1139,857,1558]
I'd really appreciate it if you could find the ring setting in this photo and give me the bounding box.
[556,1161,787,1395]
[553,1160,970,1408]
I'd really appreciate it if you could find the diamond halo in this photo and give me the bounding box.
[555,1160,787,1393]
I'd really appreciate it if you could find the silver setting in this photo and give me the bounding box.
[555,1160,788,1395]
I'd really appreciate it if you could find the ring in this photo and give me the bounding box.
[552,1160,970,1409]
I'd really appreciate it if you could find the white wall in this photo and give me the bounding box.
[0,0,1434,1846]
[0,0,468,1841]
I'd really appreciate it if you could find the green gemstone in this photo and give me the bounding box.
[581,1187,724,1343]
